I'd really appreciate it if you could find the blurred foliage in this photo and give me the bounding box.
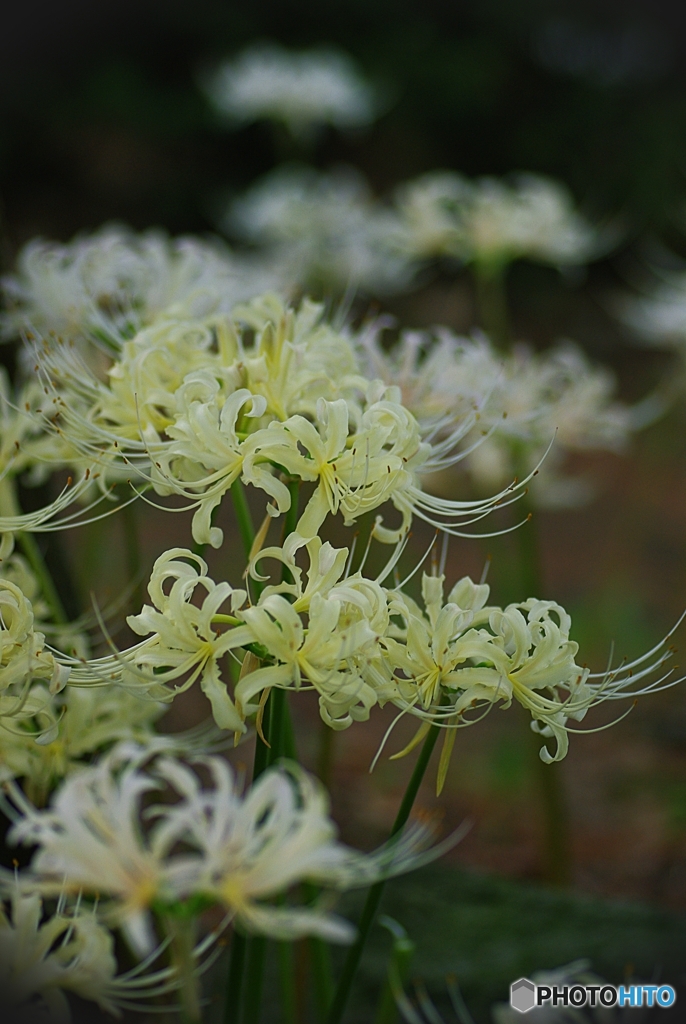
[214,864,686,1022]
[347,865,686,1022]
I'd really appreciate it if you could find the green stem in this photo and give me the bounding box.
[16,530,68,625]
[237,478,301,1024]
[231,479,256,557]
[309,933,334,1021]
[533,729,572,887]
[515,492,572,888]
[473,261,511,349]
[165,916,202,1024]
[224,931,247,1024]
[241,936,268,1024]
[122,497,145,613]
[326,725,440,1024]
[277,939,297,1024]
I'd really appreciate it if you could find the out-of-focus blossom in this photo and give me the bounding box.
[0,573,69,731]
[0,684,165,804]
[389,171,608,272]
[617,262,686,352]
[1,226,285,349]
[204,43,378,139]
[227,166,409,294]
[357,327,638,508]
[9,747,455,952]
[0,887,119,1021]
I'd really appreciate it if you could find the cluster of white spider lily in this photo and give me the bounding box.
[226,164,409,295]
[203,42,379,140]
[50,542,683,795]
[356,325,643,507]
[0,878,226,1021]
[22,290,523,547]
[1,225,285,351]
[387,171,608,271]
[0,213,678,1022]
[4,744,453,962]
[222,166,611,298]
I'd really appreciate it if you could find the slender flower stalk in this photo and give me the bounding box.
[513,491,572,887]
[326,725,442,1024]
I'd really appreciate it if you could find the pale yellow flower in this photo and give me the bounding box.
[0,888,119,1021]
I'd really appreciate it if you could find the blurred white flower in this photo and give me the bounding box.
[0,684,165,804]
[390,171,607,271]
[388,172,473,262]
[227,165,408,294]
[617,262,686,351]
[148,755,457,940]
[1,225,285,348]
[204,43,378,139]
[0,881,217,1021]
[0,888,119,1021]
[357,327,637,508]
[9,746,456,951]
[9,747,177,957]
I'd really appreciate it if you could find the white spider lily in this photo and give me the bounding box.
[32,292,533,540]
[235,591,382,730]
[0,578,69,731]
[227,166,408,294]
[0,882,222,1021]
[1,225,283,348]
[616,257,686,350]
[0,684,166,804]
[358,327,637,509]
[236,537,399,728]
[8,751,175,957]
[124,549,250,732]
[57,549,251,732]
[387,172,472,261]
[390,171,606,270]
[244,394,429,550]
[0,370,76,490]
[385,575,589,763]
[0,888,119,1021]
[28,316,243,489]
[204,43,378,139]
[99,316,243,440]
[155,381,267,548]
[383,573,684,774]
[9,747,461,950]
[151,756,459,941]
[233,294,369,421]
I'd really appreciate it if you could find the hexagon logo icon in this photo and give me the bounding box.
[510,978,536,1013]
